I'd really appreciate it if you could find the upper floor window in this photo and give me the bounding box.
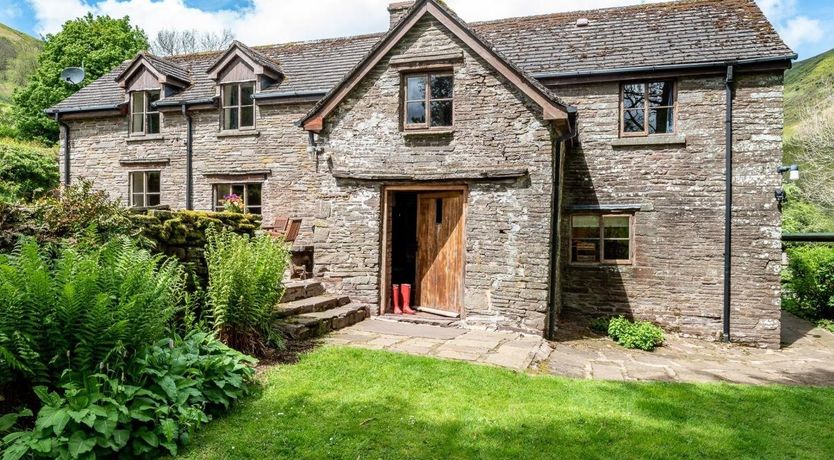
[129,171,161,207]
[404,73,453,129]
[621,81,675,137]
[130,90,161,135]
[222,82,255,130]
[213,183,262,214]
[571,214,633,265]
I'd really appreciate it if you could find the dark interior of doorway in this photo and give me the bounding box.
[391,192,417,305]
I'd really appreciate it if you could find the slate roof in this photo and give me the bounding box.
[47,0,794,114]
[207,40,284,78]
[141,53,191,83]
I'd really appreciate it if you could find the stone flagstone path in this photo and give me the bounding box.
[325,312,834,386]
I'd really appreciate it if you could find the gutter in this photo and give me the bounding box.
[532,55,797,80]
[547,117,578,341]
[181,104,194,210]
[782,233,834,243]
[54,113,71,186]
[723,64,735,343]
[154,97,215,108]
[44,104,122,116]
[254,90,326,100]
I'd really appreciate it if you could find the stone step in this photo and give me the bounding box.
[274,294,350,318]
[278,303,369,341]
[282,279,327,303]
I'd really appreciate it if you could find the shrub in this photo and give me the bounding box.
[607,316,665,351]
[784,245,834,320]
[1,332,256,459]
[0,236,186,391]
[34,179,134,242]
[0,139,58,203]
[204,226,289,355]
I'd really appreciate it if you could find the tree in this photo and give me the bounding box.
[787,98,834,209]
[151,29,234,56]
[11,14,148,145]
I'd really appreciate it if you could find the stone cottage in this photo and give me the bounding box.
[47,0,795,348]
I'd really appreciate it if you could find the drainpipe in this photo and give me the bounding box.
[723,64,735,343]
[54,113,71,186]
[181,104,194,210]
[547,120,577,341]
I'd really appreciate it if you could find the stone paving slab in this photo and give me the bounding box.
[325,313,834,386]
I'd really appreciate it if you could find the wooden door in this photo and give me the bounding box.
[416,191,464,314]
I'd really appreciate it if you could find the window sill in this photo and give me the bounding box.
[127,134,165,143]
[611,134,686,147]
[217,129,260,138]
[403,128,454,137]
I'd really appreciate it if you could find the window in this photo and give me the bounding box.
[130,90,161,135]
[222,82,255,130]
[213,183,262,214]
[570,215,633,264]
[404,73,453,129]
[621,81,675,136]
[129,171,161,207]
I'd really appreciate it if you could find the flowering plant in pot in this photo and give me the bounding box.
[222,194,245,213]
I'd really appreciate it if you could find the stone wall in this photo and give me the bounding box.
[556,73,783,348]
[317,15,556,333]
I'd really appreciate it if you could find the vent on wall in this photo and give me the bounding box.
[576,18,590,27]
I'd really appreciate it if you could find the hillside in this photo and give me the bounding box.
[784,48,834,136]
[0,23,41,104]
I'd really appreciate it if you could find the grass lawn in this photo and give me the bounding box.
[181,346,834,460]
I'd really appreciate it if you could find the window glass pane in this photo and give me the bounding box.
[406,101,426,125]
[246,184,262,206]
[649,107,674,134]
[147,172,161,193]
[132,194,144,207]
[147,90,161,106]
[604,240,630,261]
[430,75,453,99]
[131,92,145,114]
[214,184,230,207]
[622,83,644,109]
[623,109,645,133]
[147,194,161,207]
[572,216,600,238]
[231,184,245,197]
[407,76,426,101]
[223,84,238,107]
[430,100,453,127]
[131,172,144,194]
[240,107,254,128]
[572,240,600,263]
[648,82,674,107]
[241,84,254,105]
[147,113,160,134]
[224,108,239,130]
[603,216,630,238]
[131,114,144,133]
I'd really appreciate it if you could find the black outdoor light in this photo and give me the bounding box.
[775,164,800,205]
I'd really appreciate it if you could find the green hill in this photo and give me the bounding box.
[0,23,41,104]
[784,48,834,137]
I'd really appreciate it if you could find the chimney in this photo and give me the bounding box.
[388,1,415,28]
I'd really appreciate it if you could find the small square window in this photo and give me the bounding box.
[403,72,453,129]
[213,182,262,214]
[129,171,161,208]
[571,214,633,264]
[621,81,675,137]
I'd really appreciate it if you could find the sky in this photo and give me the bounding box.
[0,0,831,60]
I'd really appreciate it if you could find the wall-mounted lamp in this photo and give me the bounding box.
[775,164,800,206]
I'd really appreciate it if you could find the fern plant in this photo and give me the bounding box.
[0,235,186,389]
[204,226,288,355]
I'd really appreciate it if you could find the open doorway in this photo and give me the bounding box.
[382,186,466,317]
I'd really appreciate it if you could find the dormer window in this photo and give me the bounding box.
[222,82,255,130]
[130,90,161,135]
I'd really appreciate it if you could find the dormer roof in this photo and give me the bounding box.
[114,52,191,89]
[206,40,283,81]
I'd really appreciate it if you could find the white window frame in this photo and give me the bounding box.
[129,171,161,208]
[221,82,256,131]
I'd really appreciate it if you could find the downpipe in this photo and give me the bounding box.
[182,104,194,210]
[723,64,735,343]
[54,113,71,186]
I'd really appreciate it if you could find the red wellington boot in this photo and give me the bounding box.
[400,284,416,315]
[392,284,403,315]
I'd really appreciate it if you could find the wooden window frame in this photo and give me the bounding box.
[212,182,262,214]
[569,214,635,266]
[128,170,161,208]
[129,90,161,136]
[619,80,677,138]
[402,71,454,130]
[221,82,256,131]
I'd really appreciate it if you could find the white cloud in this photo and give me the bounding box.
[779,16,824,50]
[757,0,798,23]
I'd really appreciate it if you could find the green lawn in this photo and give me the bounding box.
[181,346,834,460]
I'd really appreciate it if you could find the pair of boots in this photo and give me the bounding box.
[392,284,415,315]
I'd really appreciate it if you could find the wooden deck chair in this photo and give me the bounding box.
[263,216,302,243]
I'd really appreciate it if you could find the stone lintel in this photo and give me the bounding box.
[331,167,529,181]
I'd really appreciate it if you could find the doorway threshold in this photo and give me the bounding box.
[379,312,460,328]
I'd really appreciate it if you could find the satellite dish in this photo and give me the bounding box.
[60,67,85,84]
